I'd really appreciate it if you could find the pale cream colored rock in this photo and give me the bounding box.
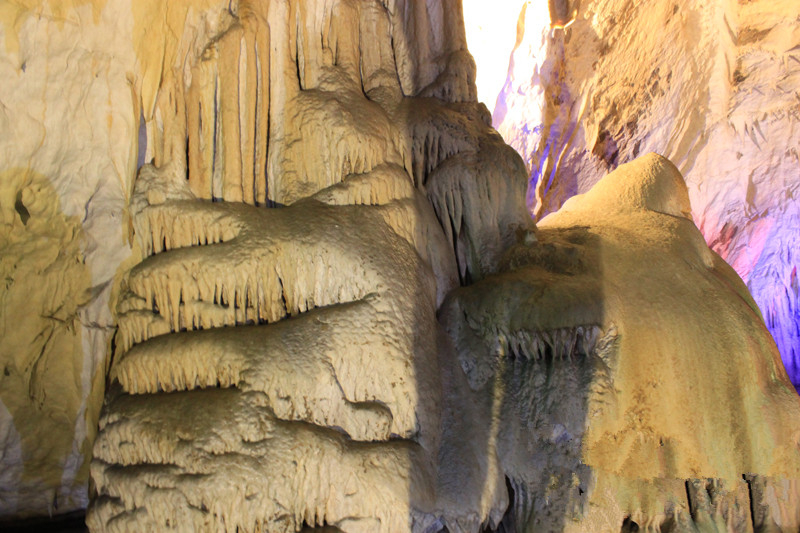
[1,0,514,520]
[440,154,800,532]
[83,1,530,530]
[0,0,140,511]
[88,163,459,532]
[0,0,241,515]
[3,0,800,531]
[487,0,800,385]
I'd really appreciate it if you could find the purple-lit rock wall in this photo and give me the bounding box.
[489,0,800,387]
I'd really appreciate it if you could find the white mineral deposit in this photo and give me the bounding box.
[0,1,798,532]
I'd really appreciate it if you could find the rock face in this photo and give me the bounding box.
[0,0,140,516]
[2,0,800,531]
[489,0,800,389]
[440,154,800,532]
[0,0,527,523]
[85,1,531,529]
[92,147,800,531]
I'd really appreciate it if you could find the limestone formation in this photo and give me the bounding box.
[91,149,800,532]
[82,1,528,531]
[0,0,140,515]
[0,0,525,519]
[1,0,799,531]
[486,0,800,390]
[90,164,453,532]
[440,154,800,531]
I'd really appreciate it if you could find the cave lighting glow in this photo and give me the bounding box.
[462,0,527,114]
[464,0,563,215]
[462,1,800,391]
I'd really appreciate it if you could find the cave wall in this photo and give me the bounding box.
[1,0,799,527]
[0,0,499,519]
[0,0,140,515]
[488,0,800,385]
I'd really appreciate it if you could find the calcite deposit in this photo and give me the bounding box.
[486,0,800,389]
[91,150,800,532]
[84,0,531,528]
[0,0,522,520]
[1,0,799,531]
[90,164,455,532]
[0,1,140,516]
[440,154,800,532]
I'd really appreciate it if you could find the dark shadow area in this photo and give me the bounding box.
[437,225,605,532]
[620,516,640,532]
[0,511,87,533]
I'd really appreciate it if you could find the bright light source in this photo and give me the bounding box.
[462,0,527,114]
[463,0,554,214]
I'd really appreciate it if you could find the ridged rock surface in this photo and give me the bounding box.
[488,0,800,388]
[2,0,800,531]
[439,154,800,532]
[0,0,528,520]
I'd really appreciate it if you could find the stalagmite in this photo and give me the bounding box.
[2,0,800,531]
[1,0,529,517]
[439,154,800,532]
[488,0,800,391]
